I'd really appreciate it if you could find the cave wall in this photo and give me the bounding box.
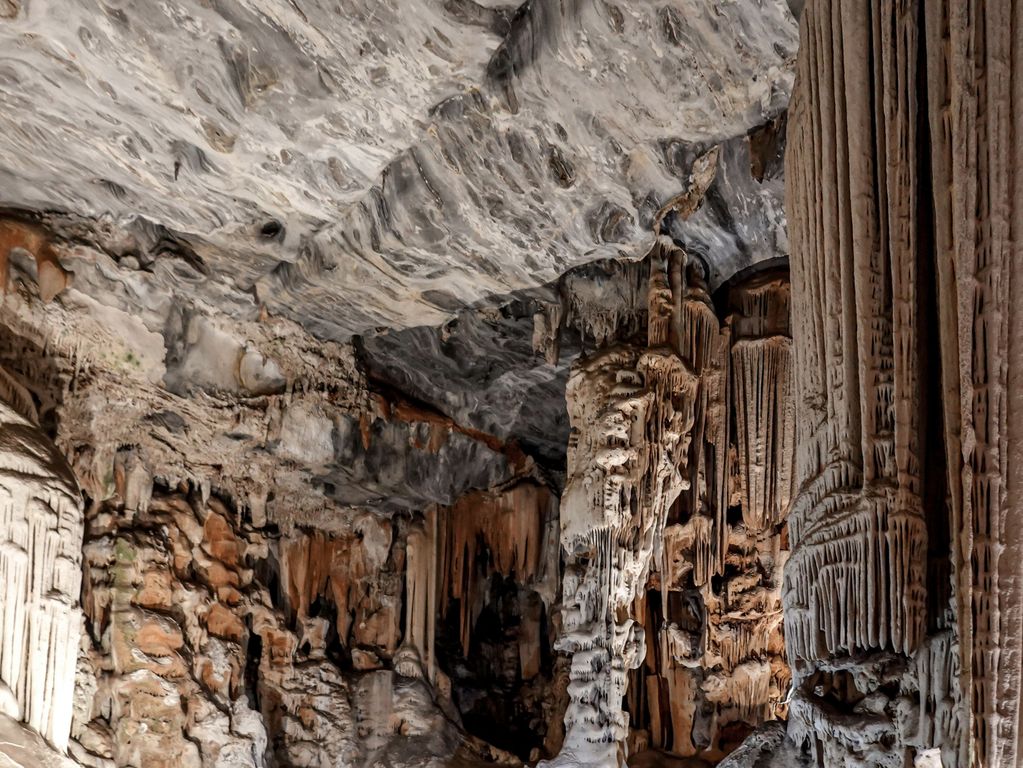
[0,0,809,764]
[72,477,540,768]
[0,0,804,759]
[3,0,1022,765]
[0,212,799,768]
[0,255,548,767]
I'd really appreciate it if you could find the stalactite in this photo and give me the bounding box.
[0,396,83,751]
[675,257,728,577]
[783,9,932,763]
[729,285,794,535]
[440,482,557,663]
[393,475,560,727]
[621,265,793,762]
[281,519,399,658]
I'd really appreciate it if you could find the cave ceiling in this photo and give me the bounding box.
[1,0,794,320]
[0,0,797,478]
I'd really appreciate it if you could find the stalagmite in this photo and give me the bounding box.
[543,341,697,767]
[543,241,797,765]
[0,380,83,751]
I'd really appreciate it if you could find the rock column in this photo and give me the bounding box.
[543,260,699,766]
[759,1,1023,766]
[0,386,83,750]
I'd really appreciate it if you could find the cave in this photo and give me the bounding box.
[0,1,1018,767]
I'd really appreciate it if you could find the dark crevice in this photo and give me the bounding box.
[915,0,952,634]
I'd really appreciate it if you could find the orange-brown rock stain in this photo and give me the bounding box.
[440,482,553,662]
[0,218,71,301]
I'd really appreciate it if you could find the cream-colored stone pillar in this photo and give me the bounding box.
[0,380,84,751]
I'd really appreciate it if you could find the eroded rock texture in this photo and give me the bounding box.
[4,0,1023,763]
[724,1,1023,767]
[0,0,796,338]
[74,483,527,768]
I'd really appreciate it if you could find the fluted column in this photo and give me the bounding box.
[775,1,1023,766]
[0,386,84,750]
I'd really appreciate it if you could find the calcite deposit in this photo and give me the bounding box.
[0,209,801,767]
[544,252,795,766]
[549,341,698,766]
[0,384,83,751]
[625,268,793,762]
[725,1,1023,767]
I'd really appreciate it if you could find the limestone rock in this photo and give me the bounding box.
[6,1,1023,767]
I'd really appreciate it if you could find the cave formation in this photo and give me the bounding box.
[0,1,1018,767]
